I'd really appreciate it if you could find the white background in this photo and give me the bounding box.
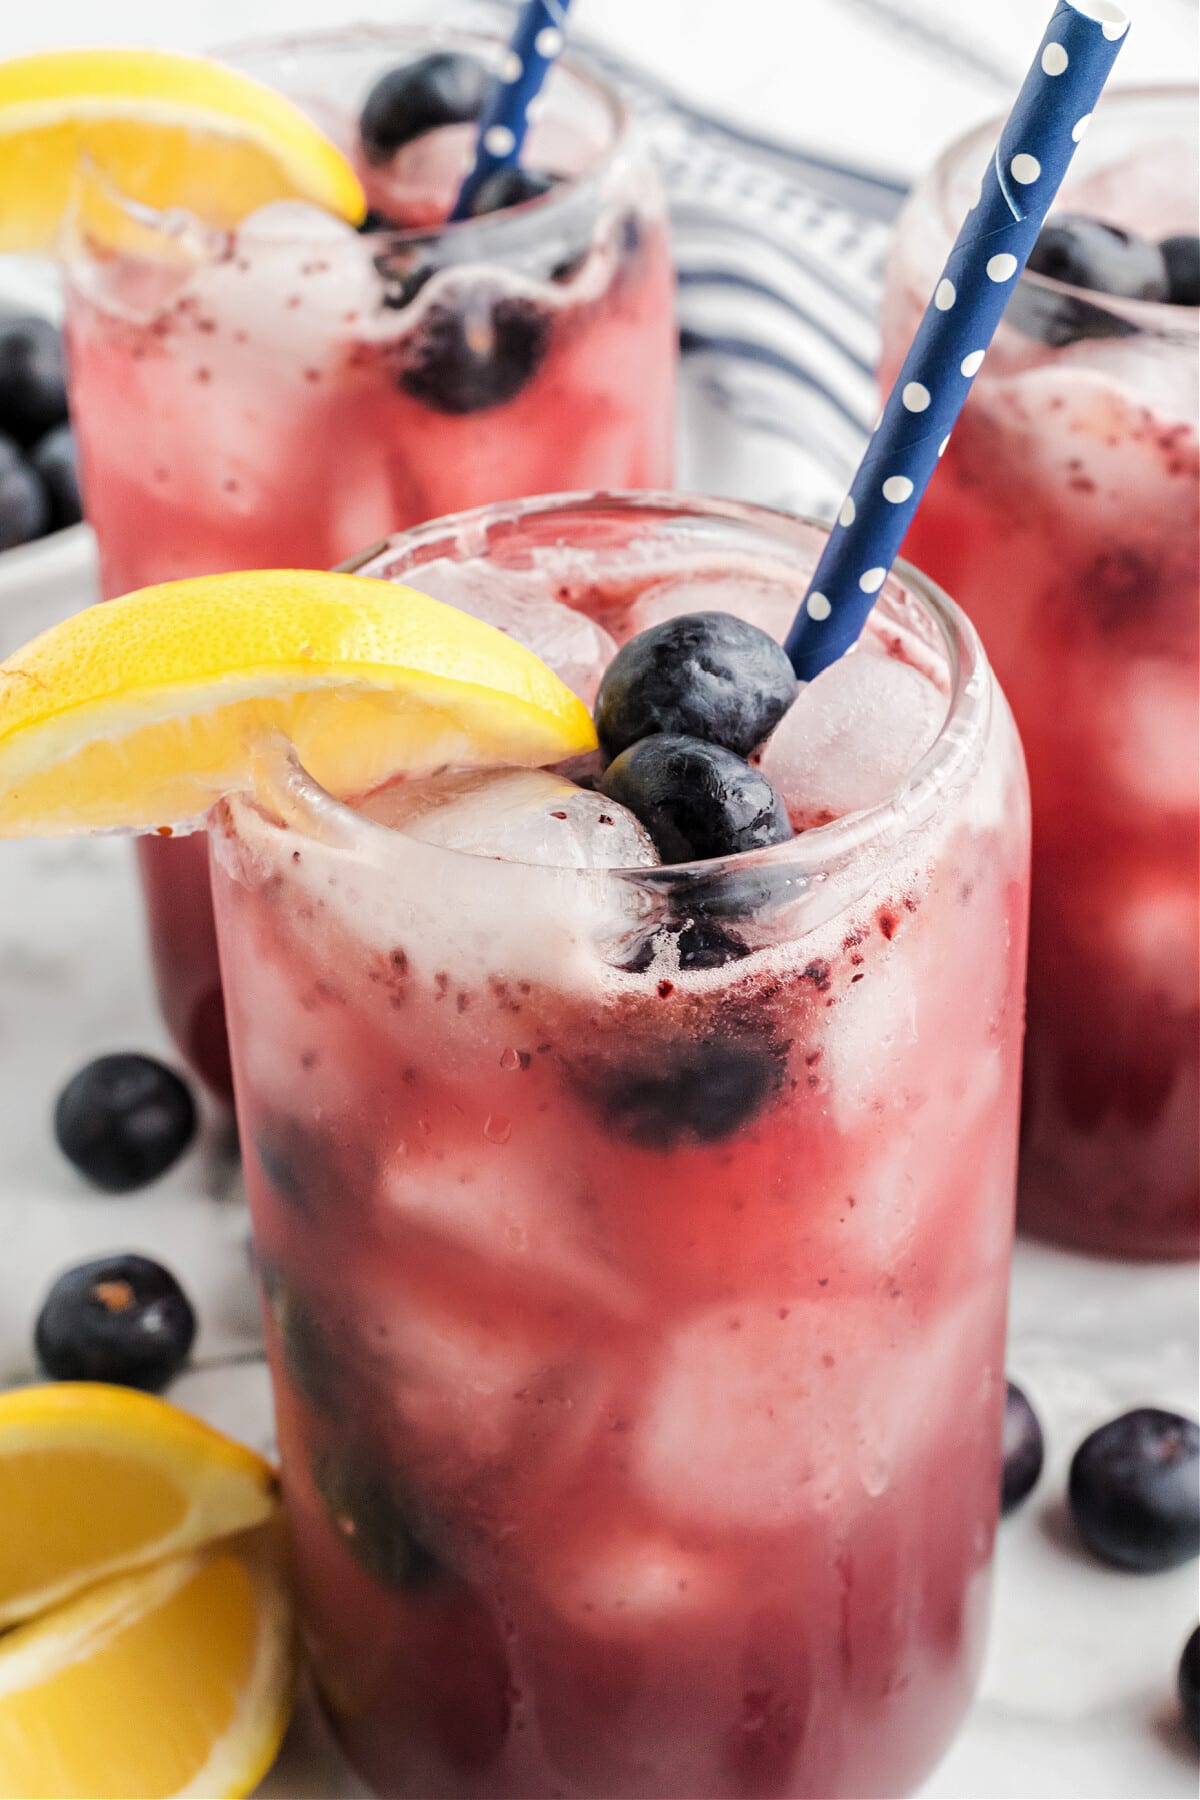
[2,0,1197,180]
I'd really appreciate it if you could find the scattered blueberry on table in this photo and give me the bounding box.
[1067,1407,1200,1572]
[0,314,80,551]
[54,1052,197,1193]
[1001,1380,1044,1514]
[34,1253,196,1391]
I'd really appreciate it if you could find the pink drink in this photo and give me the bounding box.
[881,91,1199,1261]
[64,18,676,1096]
[209,495,1030,1799]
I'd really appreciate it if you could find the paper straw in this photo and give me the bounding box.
[449,0,574,222]
[783,0,1130,684]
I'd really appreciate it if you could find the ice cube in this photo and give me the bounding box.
[535,1529,730,1636]
[760,651,945,829]
[410,559,618,702]
[237,200,359,243]
[358,767,659,870]
[634,1297,990,1528]
[625,573,800,645]
[381,1158,640,1317]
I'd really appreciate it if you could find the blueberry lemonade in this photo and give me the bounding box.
[63,14,675,1096]
[209,494,1031,1800]
[881,89,1199,1259]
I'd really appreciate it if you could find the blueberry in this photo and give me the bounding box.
[314,1446,440,1588]
[592,1038,783,1150]
[467,167,561,217]
[396,293,550,414]
[596,612,799,760]
[1179,1625,1200,1745]
[0,316,68,445]
[1161,234,1200,308]
[30,423,82,528]
[599,734,792,864]
[1027,214,1168,301]
[1068,1407,1199,1571]
[0,433,49,550]
[35,1253,196,1390]
[54,1053,196,1193]
[1001,1380,1044,1514]
[359,53,489,164]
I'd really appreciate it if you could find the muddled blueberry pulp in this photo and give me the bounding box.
[0,315,81,552]
[352,50,602,414]
[1012,213,1199,347]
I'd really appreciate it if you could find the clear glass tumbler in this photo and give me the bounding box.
[209,492,1030,1800]
[64,11,676,1096]
[881,88,1199,1259]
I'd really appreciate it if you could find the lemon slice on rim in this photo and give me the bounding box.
[0,47,365,252]
[0,1384,278,1628]
[0,569,598,836]
[0,1527,296,1800]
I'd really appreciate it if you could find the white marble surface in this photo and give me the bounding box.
[1,4,1198,1796]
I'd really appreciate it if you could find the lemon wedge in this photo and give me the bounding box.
[0,1527,296,1800]
[0,47,365,252]
[0,569,598,836]
[0,1384,278,1628]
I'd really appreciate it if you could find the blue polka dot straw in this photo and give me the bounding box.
[449,0,574,222]
[784,0,1130,684]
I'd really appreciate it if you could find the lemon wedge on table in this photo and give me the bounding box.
[0,1528,296,1800]
[0,47,366,252]
[0,1384,294,1800]
[0,1383,277,1627]
[0,569,598,836]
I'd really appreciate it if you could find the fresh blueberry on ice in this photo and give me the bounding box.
[0,316,68,446]
[35,1253,196,1390]
[314,1445,441,1588]
[30,423,82,528]
[396,292,550,414]
[467,166,561,218]
[1067,1407,1199,1571]
[359,52,489,164]
[1161,234,1200,308]
[54,1053,196,1192]
[0,433,49,550]
[595,612,799,760]
[599,734,792,864]
[1001,1380,1044,1514]
[1027,214,1168,302]
[1179,1625,1200,1745]
[593,1037,783,1149]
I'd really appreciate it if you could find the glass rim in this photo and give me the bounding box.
[121,20,635,254]
[931,82,1199,333]
[223,489,997,896]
